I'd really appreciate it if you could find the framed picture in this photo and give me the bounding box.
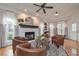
[17,19,24,24]
[25,17,33,25]
[18,19,24,22]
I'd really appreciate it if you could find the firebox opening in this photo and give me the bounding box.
[25,32,35,40]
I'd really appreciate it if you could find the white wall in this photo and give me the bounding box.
[0,24,5,48]
[0,10,4,47]
[32,16,40,26]
[0,10,3,24]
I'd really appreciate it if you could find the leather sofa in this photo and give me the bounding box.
[51,35,64,47]
[16,43,47,56]
[12,36,28,54]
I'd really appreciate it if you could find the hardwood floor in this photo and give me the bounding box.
[64,39,79,49]
[0,45,13,56]
[64,39,79,56]
[0,39,79,56]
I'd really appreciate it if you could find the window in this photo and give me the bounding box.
[50,24,54,36]
[57,23,66,35]
[57,24,62,35]
[62,23,66,35]
[39,22,44,35]
[72,23,77,32]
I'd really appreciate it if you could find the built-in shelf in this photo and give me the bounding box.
[19,24,39,28]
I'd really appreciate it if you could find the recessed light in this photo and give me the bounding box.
[54,12,59,16]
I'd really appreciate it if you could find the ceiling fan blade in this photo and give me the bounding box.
[43,3,47,5]
[33,4,41,7]
[36,8,42,12]
[43,8,46,14]
[42,3,47,6]
[45,6,53,9]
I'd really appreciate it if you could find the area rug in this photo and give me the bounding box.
[47,43,67,56]
[29,40,68,56]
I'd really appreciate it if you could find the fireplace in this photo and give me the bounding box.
[25,32,35,40]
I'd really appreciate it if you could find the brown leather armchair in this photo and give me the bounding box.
[16,43,47,56]
[51,35,64,47]
[12,36,28,54]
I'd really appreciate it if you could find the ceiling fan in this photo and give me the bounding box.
[33,3,53,14]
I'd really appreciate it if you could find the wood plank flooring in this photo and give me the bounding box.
[0,45,13,56]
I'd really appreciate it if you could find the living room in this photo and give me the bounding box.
[0,3,79,56]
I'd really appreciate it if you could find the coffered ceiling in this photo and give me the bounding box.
[0,3,79,23]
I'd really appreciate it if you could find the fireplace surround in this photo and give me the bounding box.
[14,24,39,40]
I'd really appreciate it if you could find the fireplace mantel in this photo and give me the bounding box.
[19,24,39,28]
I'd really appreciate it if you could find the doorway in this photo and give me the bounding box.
[2,11,17,47]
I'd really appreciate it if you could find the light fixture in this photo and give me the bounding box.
[54,11,59,16]
[24,9,27,12]
[18,13,28,19]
